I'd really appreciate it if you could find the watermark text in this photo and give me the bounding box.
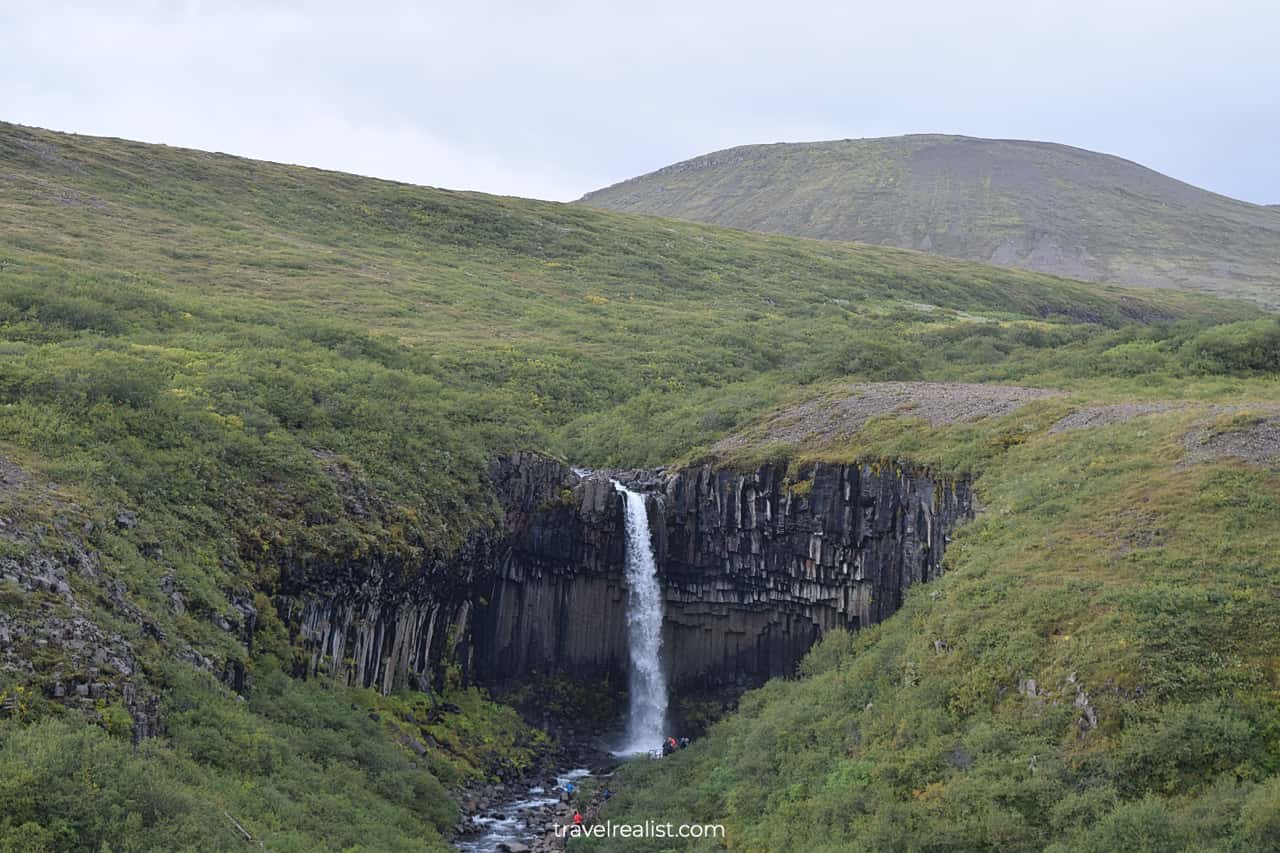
[555,820,725,840]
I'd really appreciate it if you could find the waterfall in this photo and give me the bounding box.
[612,480,669,755]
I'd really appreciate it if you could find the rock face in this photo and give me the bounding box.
[286,452,574,694]
[473,458,971,690]
[3,448,971,736]
[471,459,632,686]
[288,452,971,697]
[0,458,165,741]
[284,534,497,695]
[657,461,970,686]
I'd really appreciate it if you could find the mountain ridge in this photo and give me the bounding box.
[580,134,1280,305]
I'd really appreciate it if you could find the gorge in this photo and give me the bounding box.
[288,451,974,716]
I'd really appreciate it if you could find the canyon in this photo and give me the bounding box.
[289,451,973,703]
[0,446,973,743]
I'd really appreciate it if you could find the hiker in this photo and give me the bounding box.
[679,736,690,749]
[573,811,584,826]
[602,787,613,801]
[662,738,674,756]
[565,781,575,796]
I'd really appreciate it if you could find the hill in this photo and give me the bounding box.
[580,135,1280,306]
[0,121,1277,850]
[580,386,1280,852]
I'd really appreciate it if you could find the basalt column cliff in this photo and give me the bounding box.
[472,454,973,691]
[288,452,971,696]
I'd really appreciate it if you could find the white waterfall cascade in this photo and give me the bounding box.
[612,480,670,755]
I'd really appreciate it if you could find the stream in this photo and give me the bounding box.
[455,480,669,851]
[455,768,593,853]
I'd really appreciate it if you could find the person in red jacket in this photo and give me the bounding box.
[573,811,583,826]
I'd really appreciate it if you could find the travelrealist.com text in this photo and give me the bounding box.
[556,820,727,840]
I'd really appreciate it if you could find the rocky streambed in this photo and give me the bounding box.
[455,768,592,853]
[454,740,620,853]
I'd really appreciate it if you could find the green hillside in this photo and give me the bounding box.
[0,122,1278,850]
[583,393,1280,851]
[580,135,1280,306]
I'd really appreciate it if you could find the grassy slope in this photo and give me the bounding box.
[580,135,1280,305]
[585,402,1280,851]
[0,121,1276,849]
[2,121,1254,556]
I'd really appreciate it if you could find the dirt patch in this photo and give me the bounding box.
[712,382,1063,453]
[1095,504,1168,558]
[1048,402,1183,434]
[15,137,84,173]
[1183,410,1280,468]
[0,458,33,495]
[1042,401,1280,468]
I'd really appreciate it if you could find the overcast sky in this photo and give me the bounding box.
[3,1,1277,203]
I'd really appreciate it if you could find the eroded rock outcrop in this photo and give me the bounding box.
[0,458,164,742]
[286,541,494,694]
[288,453,576,693]
[471,458,632,685]
[3,445,972,736]
[657,460,970,686]
[288,451,972,698]
[472,455,972,691]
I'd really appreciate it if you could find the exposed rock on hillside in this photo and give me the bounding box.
[1048,402,1181,433]
[0,459,162,741]
[1183,411,1280,468]
[712,382,1061,453]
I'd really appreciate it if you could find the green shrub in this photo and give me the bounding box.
[1238,776,1280,850]
[0,665,458,851]
[835,335,926,381]
[1114,702,1259,797]
[1091,339,1173,376]
[1181,318,1280,373]
[1071,797,1192,852]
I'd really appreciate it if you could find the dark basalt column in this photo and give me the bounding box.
[657,460,971,687]
[473,456,972,691]
[287,452,971,696]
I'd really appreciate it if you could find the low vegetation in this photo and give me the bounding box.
[582,405,1280,851]
[2,664,457,851]
[0,122,1277,850]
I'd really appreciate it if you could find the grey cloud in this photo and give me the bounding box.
[2,0,1276,203]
